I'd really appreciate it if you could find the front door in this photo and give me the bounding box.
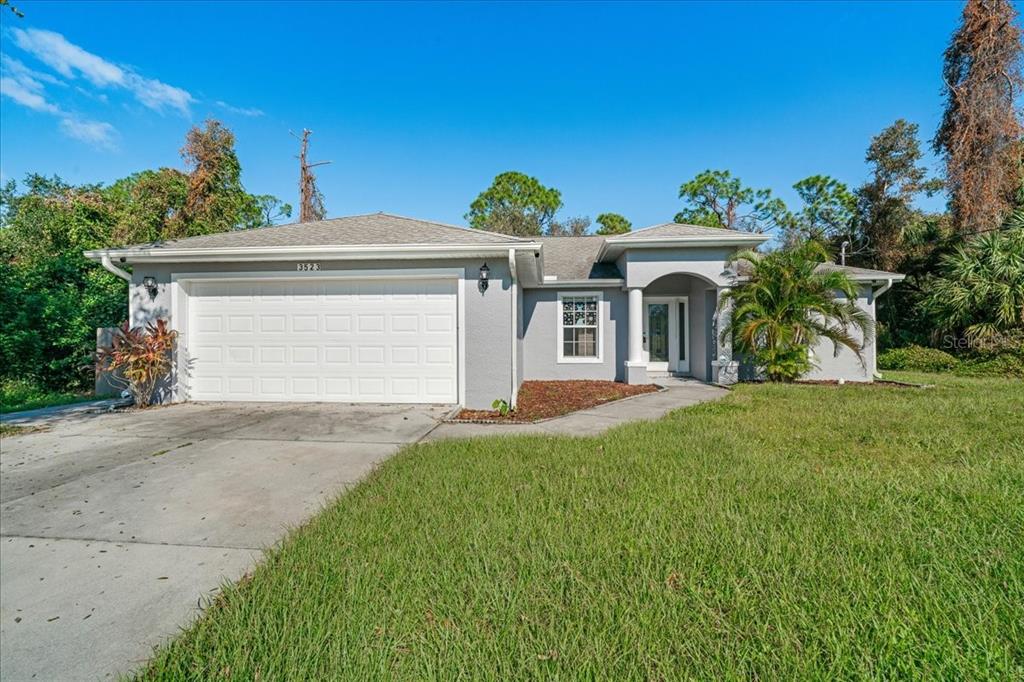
[644,297,690,374]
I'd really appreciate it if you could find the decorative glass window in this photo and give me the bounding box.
[558,293,601,362]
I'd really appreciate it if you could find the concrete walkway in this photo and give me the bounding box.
[1,398,131,426]
[424,378,728,442]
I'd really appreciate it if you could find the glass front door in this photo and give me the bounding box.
[644,297,690,374]
[646,303,670,371]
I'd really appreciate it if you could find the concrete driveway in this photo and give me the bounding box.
[0,401,448,681]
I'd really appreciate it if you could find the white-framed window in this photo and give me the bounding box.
[557,291,603,363]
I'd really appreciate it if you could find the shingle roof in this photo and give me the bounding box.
[539,236,622,280]
[608,222,762,240]
[734,260,904,281]
[127,213,529,250]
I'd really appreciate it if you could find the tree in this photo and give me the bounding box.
[721,241,874,382]
[294,129,329,222]
[467,171,562,236]
[180,119,262,234]
[595,212,632,235]
[856,120,943,271]
[924,225,1024,345]
[782,175,857,247]
[547,215,590,237]
[675,169,789,233]
[255,195,293,226]
[934,0,1023,233]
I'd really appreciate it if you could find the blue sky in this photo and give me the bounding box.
[1,1,963,228]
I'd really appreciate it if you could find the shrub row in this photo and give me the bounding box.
[878,343,1024,378]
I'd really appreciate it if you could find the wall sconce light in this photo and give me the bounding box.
[142,276,158,299]
[478,262,490,292]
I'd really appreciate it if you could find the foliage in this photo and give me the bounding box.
[0,122,285,393]
[180,120,264,234]
[955,350,1024,377]
[878,345,960,372]
[0,378,92,414]
[675,169,788,233]
[924,226,1024,343]
[595,212,631,235]
[467,171,562,236]
[854,120,944,271]
[490,398,512,416]
[255,195,293,226]
[141,374,1024,680]
[782,175,858,246]
[96,320,178,408]
[722,241,874,382]
[546,215,590,237]
[935,0,1023,233]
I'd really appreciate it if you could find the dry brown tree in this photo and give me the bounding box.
[934,0,1023,233]
[294,129,330,222]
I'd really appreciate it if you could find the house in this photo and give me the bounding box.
[85,213,904,409]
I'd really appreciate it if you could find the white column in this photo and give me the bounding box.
[712,287,738,385]
[627,287,643,364]
[625,287,648,384]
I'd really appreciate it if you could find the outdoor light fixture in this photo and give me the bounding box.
[142,276,158,299]
[478,262,490,292]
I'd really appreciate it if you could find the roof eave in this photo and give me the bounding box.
[597,234,769,261]
[84,242,542,263]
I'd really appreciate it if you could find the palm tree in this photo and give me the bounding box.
[722,241,874,382]
[924,225,1024,344]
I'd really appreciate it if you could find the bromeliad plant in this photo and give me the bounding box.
[96,319,178,408]
[722,241,874,382]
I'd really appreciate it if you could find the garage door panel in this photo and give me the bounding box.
[187,278,457,403]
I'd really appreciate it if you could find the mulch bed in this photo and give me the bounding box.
[453,380,660,423]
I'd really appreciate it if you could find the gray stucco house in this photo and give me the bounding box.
[85,213,904,409]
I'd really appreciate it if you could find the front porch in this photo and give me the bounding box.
[623,272,737,386]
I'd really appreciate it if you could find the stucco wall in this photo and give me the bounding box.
[804,287,876,382]
[128,258,513,409]
[737,286,877,383]
[620,246,741,289]
[520,287,627,381]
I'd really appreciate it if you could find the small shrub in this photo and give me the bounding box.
[878,345,960,372]
[96,319,177,408]
[491,398,512,416]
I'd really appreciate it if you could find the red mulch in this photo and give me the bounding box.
[454,380,660,423]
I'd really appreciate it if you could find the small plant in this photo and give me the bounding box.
[491,398,512,416]
[96,319,178,408]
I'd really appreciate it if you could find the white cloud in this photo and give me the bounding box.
[0,75,59,113]
[1,58,118,150]
[12,28,124,86]
[59,116,117,148]
[10,27,193,114]
[129,74,192,115]
[215,100,264,117]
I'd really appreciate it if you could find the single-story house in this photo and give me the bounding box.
[85,213,904,409]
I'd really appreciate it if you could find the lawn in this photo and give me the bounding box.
[141,373,1023,680]
[0,379,95,414]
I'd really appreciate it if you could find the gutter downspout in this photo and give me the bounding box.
[871,278,894,379]
[509,249,519,409]
[100,254,132,282]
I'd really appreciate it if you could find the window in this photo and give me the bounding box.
[557,292,602,362]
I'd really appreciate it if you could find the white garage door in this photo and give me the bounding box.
[187,278,458,403]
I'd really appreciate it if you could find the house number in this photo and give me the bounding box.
[296,263,321,272]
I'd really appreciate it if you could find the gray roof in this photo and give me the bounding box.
[539,236,622,280]
[126,213,528,250]
[734,260,903,281]
[609,222,763,240]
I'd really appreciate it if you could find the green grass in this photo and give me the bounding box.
[141,373,1024,680]
[0,379,94,414]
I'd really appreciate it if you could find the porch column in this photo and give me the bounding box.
[711,287,739,385]
[624,287,648,384]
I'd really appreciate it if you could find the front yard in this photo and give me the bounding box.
[142,373,1023,679]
